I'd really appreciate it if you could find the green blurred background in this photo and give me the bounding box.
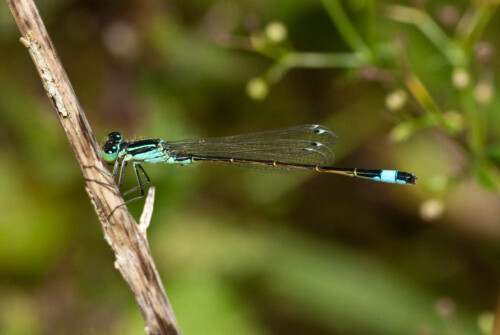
[1,0,499,334]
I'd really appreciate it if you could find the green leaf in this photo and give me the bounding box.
[474,163,500,191]
[486,144,500,163]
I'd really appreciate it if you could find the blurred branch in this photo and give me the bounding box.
[394,44,455,135]
[266,52,362,84]
[281,52,362,68]
[392,36,468,142]
[360,0,376,49]
[460,85,485,155]
[321,0,372,60]
[455,1,500,52]
[384,5,465,67]
[5,1,181,334]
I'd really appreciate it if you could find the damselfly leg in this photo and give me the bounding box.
[82,164,119,193]
[122,163,151,197]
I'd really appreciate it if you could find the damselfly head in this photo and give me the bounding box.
[102,142,118,162]
[102,132,122,163]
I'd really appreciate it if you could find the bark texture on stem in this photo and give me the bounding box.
[6,1,181,334]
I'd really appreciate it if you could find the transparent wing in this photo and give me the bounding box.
[165,124,338,166]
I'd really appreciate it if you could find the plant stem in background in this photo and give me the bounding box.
[322,0,372,61]
[266,52,363,84]
[385,5,465,67]
[456,1,500,52]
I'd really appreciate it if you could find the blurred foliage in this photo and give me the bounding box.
[0,0,499,334]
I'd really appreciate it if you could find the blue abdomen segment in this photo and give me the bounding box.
[380,170,398,183]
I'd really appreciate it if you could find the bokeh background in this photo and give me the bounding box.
[1,0,500,334]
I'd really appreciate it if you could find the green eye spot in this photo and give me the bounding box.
[102,143,118,162]
[103,150,117,162]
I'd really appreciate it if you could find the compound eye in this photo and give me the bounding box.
[102,142,119,162]
[108,132,122,142]
[105,145,117,154]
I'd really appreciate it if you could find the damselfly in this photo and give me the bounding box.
[100,124,416,200]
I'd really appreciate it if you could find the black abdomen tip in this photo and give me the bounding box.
[397,172,417,185]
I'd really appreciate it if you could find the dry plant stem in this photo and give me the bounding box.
[6,1,181,334]
[140,187,156,237]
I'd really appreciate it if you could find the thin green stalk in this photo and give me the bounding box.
[385,5,465,67]
[403,72,458,134]
[266,52,363,84]
[456,1,499,52]
[321,0,372,61]
[361,0,377,49]
[460,86,486,155]
[282,52,363,68]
